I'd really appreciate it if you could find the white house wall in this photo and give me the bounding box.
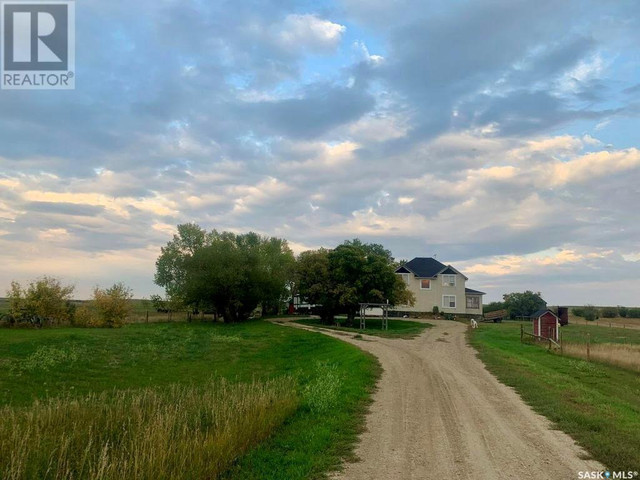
[399,271,474,315]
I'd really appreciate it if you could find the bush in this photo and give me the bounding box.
[618,306,628,318]
[432,306,439,315]
[6,277,75,326]
[92,283,133,328]
[627,308,640,318]
[572,307,585,318]
[71,305,95,327]
[583,305,599,322]
[600,306,618,318]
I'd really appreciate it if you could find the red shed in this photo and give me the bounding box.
[531,309,559,341]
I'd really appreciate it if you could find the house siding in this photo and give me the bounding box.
[399,271,471,315]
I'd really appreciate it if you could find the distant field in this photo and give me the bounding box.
[471,322,640,470]
[554,323,640,344]
[296,317,433,339]
[0,320,380,479]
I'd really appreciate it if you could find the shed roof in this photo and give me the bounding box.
[530,309,557,319]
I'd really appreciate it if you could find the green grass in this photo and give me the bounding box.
[557,323,640,345]
[471,323,640,470]
[0,320,380,479]
[295,317,432,339]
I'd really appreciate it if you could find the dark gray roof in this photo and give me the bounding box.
[397,257,446,278]
[465,288,486,295]
[530,309,556,318]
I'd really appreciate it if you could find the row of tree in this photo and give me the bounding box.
[154,224,415,323]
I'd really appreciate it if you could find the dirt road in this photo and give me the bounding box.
[289,319,604,480]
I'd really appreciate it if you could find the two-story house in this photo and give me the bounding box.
[395,257,484,315]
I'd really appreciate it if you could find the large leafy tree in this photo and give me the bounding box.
[503,291,547,318]
[297,240,414,324]
[296,249,335,323]
[155,225,294,322]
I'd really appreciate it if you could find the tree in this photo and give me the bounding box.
[296,240,414,325]
[6,277,75,326]
[296,249,335,323]
[483,301,505,314]
[155,223,212,306]
[502,291,546,319]
[155,225,294,323]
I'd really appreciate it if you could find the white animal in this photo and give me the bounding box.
[470,318,478,329]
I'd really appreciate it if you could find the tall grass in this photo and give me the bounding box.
[0,378,298,480]
[562,342,640,372]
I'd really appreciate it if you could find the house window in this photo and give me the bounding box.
[420,279,431,290]
[442,274,456,286]
[398,273,410,285]
[442,295,456,309]
[466,296,480,309]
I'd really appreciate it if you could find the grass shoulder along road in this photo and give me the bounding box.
[0,320,380,480]
[470,322,640,471]
[295,317,433,339]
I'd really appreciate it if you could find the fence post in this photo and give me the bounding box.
[146,310,149,323]
[560,330,563,355]
[586,333,590,361]
[520,324,523,343]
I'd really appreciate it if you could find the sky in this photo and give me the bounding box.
[0,0,639,304]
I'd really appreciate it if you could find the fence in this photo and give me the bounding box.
[126,310,219,324]
[520,323,640,372]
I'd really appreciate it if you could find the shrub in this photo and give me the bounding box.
[618,306,628,318]
[627,308,640,318]
[432,306,439,315]
[6,277,75,326]
[600,306,618,318]
[572,307,585,317]
[92,283,133,328]
[72,305,95,327]
[583,305,599,322]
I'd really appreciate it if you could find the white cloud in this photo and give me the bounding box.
[276,14,346,53]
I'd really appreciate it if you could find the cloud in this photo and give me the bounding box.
[0,0,639,303]
[276,14,346,53]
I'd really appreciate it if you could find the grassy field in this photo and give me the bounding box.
[471,322,640,470]
[557,323,640,344]
[295,317,432,339]
[0,320,380,479]
[553,323,640,372]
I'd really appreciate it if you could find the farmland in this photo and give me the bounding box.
[0,320,380,479]
[471,322,640,470]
